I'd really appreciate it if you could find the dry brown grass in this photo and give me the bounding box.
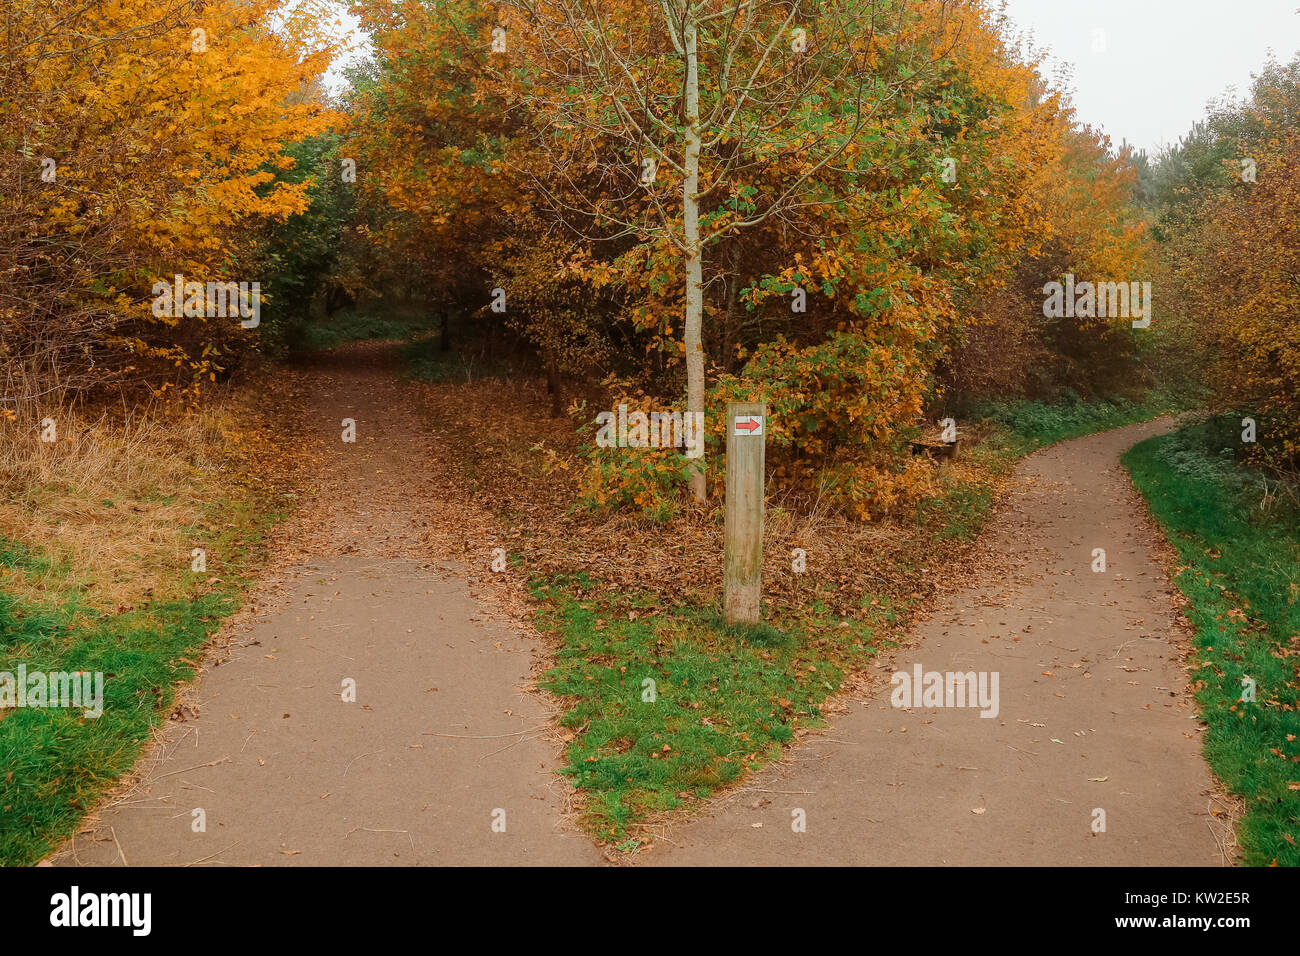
[0,390,264,612]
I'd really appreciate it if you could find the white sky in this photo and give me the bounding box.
[998,0,1300,155]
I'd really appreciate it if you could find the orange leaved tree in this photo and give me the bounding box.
[1,0,343,405]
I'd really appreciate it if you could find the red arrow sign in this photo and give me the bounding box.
[736,417,761,433]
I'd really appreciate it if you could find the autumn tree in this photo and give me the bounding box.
[944,115,1150,400]
[346,0,520,340]
[495,0,982,500]
[257,131,366,356]
[344,0,1162,519]
[1162,56,1300,469]
[0,0,342,404]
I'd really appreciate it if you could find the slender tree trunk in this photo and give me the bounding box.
[683,19,706,503]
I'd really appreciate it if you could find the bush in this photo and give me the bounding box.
[571,396,693,521]
[711,331,942,519]
[573,331,944,522]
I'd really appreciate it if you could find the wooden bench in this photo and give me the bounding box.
[910,439,960,461]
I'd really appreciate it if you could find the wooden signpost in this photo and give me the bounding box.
[724,401,766,624]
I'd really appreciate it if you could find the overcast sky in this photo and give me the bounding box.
[998,0,1300,155]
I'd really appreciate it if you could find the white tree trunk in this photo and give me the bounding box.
[683,19,706,502]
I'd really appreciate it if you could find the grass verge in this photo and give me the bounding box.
[1124,418,1299,866]
[531,575,902,848]
[0,388,296,865]
[973,389,1190,453]
[0,506,282,865]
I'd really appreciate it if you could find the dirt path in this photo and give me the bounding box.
[50,344,600,866]
[644,418,1233,866]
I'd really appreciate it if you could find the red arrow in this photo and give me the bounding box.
[736,417,761,433]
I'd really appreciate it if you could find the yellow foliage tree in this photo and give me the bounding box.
[1,0,343,405]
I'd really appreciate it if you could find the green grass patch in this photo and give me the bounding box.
[914,482,997,543]
[0,498,285,866]
[975,389,1190,454]
[532,576,893,845]
[299,311,427,351]
[1124,419,1300,866]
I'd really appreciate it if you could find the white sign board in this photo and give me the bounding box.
[732,415,764,437]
